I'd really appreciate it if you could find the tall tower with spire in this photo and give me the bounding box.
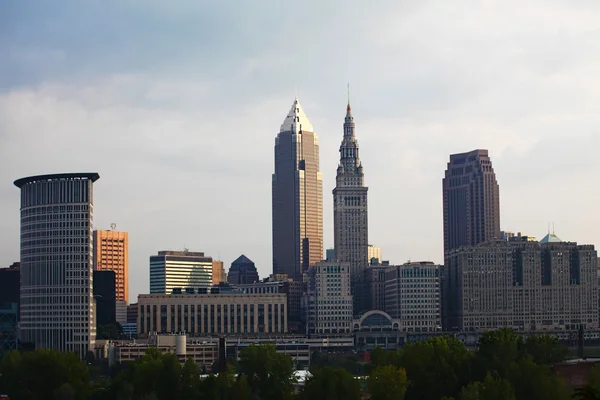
[272,97,324,281]
[333,95,369,315]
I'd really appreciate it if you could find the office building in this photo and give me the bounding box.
[272,97,323,280]
[0,264,20,356]
[212,260,226,284]
[93,229,129,304]
[443,149,500,254]
[127,303,138,324]
[304,261,353,335]
[364,264,388,311]
[93,270,116,326]
[116,301,127,325]
[368,245,382,265]
[384,262,442,332]
[326,248,335,261]
[227,255,259,285]
[444,235,598,332]
[137,293,287,336]
[333,100,369,314]
[149,250,213,294]
[14,172,99,358]
[237,274,305,330]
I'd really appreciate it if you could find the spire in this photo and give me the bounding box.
[346,82,353,119]
[280,97,314,133]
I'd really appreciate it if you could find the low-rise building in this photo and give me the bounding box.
[138,293,287,336]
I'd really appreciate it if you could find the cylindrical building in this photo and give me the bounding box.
[14,173,100,358]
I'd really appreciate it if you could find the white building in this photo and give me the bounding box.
[304,261,353,335]
[384,262,442,332]
[14,173,100,358]
[149,250,212,294]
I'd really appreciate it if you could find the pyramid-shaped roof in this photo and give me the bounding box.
[232,254,254,265]
[540,233,562,244]
[280,97,314,134]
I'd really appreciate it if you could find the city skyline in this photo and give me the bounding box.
[1,1,600,303]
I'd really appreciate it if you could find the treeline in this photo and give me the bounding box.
[1,328,599,400]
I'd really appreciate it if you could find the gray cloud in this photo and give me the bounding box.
[1,0,599,302]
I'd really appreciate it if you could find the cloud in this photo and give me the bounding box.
[1,0,599,301]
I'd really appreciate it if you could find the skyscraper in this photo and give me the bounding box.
[93,229,129,304]
[149,250,213,294]
[14,173,99,358]
[272,97,323,280]
[442,149,500,254]
[333,101,368,313]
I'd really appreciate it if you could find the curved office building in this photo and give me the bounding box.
[14,173,100,358]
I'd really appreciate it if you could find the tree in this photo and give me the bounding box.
[459,373,515,400]
[508,356,570,400]
[199,367,251,400]
[572,364,600,400]
[0,349,92,400]
[476,328,521,379]
[399,336,473,400]
[367,365,409,400]
[238,344,295,400]
[301,366,361,400]
[521,335,567,365]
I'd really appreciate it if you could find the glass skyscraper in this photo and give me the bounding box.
[14,172,99,358]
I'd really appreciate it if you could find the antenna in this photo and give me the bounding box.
[295,84,298,99]
[552,222,555,235]
[110,223,116,231]
[347,82,350,105]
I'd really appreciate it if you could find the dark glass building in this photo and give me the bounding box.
[272,98,323,280]
[442,149,500,254]
[94,270,116,326]
[227,255,259,285]
[14,172,99,358]
[0,264,20,357]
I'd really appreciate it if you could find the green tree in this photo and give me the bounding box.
[476,328,522,378]
[521,335,567,365]
[301,366,361,400]
[199,367,251,400]
[238,344,295,400]
[508,356,570,400]
[399,336,473,400]
[0,349,91,400]
[459,373,515,400]
[367,365,409,400]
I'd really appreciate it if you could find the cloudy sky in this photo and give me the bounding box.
[1,1,599,303]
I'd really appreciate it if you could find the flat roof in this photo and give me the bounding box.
[14,173,100,188]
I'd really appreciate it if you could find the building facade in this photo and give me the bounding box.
[443,149,500,254]
[227,255,259,285]
[304,261,353,335]
[149,250,213,294]
[93,270,116,326]
[236,274,305,330]
[212,260,226,284]
[384,262,442,332]
[333,102,369,314]
[368,245,382,265]
[444,236,598,332]
[93,229,129,304]
[364,264,388,311]
[137,293,287,336]
[0,264,19,357]
[14,172,99,358]
[272,97,323,280]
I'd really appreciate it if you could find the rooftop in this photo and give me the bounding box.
[280,97,314,134]
[14,172,100,188]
